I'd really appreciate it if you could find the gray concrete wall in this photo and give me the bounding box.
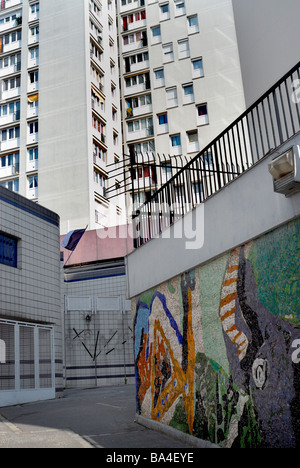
[38,0,90,233]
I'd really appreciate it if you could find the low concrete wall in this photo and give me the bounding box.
[133,217,300,448]
[127,136,300,299]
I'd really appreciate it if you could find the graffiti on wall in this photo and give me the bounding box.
[134,219,300,448]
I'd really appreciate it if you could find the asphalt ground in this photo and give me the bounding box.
[0,384,196,450]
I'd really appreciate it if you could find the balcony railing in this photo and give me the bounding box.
[130,60,300,248]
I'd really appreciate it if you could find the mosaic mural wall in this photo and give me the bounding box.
[133,218,300,448]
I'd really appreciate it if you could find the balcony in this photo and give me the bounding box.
[122,32,147,54]
[0,14,22,33]
[27,132,38,145]
[127,125,153,142]
[124,75,150,97]
[94,183,106,199]
[28,56,39,69]
[1,85,20,100]
[91,97,104,115]
[28,8,39,23]
[0,137,19,151]
[127,103,152,119]
[28,80,38,94]
[0,61,21,78]
[27,158,38,172]
[2,37,22,54]
[0,111,19,126]
[120,0,145,13]
[27,186,38,199]
[27,105,38,119]
[123,19,147,33]
[0,0,22,10]
[28,33,39,46]
[0,163,19,178]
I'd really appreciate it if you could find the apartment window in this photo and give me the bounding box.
[123,31,147,47]
[197,103,209,125]
[3,30,21,46]
[0,152,19,171]
[0,101,20,119]
[1,179,19,193]
[133,140,155,154]
[94,170,107,196]
[31,3,39,14]
[30,26,39,37]
[187,130,199,152]
[28,174,38,190]
[124,52,148,73]
[126,94,151,113]
[162,161,172,176]
[123,10,146,31]
[29,147,38,160]
[29,46,39,60]
[166,87,178,108]
[157,113,168,133]
[127,117,153,135]
[188,15,199,34]
[154,68,165,87]
[93,141,107,163]
[93,116,106,141]
[162,43,174,63]
[178,39,189,59]
[1,126,19,141]
[28,95,38,113]
[158,113,168,125]
[182,83,194,104]
[29,70,38,84]
[174,0,186,16]
[170,134,181,150]
[151,26,161,44]
[125,72,150,90]
[160,3,170,20]
[0,233,18,268]
[111,82,116,98]
[0,53,21,70]
[29,121,38,134]
[192,57,204,78]
[2,76,20,92]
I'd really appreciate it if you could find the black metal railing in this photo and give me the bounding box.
[131,61,300,248]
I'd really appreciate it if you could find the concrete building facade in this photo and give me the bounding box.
[117,0,246,205]
[0,0,125,234]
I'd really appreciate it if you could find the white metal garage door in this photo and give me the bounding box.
[0,319,55,407]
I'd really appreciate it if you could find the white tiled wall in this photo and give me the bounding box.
[0,188,63,398]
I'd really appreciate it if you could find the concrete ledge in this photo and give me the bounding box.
[135,414,220,449]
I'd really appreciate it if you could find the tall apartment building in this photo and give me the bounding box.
[117,0,246,206]
[0,0,125,234]
[0,0,247,233]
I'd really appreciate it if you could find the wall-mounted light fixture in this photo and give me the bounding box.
[268,145,300,197]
